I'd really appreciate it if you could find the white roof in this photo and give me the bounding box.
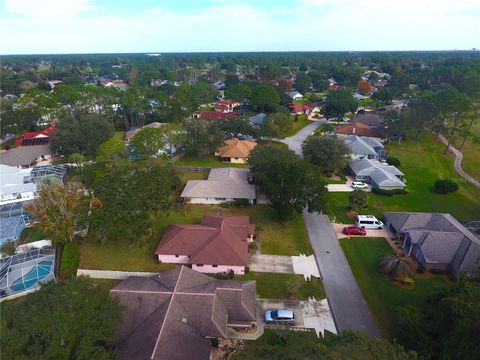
[0,165,36,197]
[181,168,255,200]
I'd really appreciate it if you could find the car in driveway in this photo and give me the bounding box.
[342,225,367,236]
[351,181,368,189]
[264,309,295,325]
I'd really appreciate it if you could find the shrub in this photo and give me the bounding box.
[372,187,407,196]
[429,268,447,275]
[60,241,80,279]
[234,198,251,207]
[0,239,17,256]
[417,264,426,274]
[434,179,459,194]
[386,156,401,167]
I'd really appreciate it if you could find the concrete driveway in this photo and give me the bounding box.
[331,223,391,239]
[327,177,372,192]
[250,254,294,273]
[279,120,325,156]
[257,298,336,337]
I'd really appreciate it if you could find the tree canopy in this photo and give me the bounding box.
[251,84,280,112]
[324,89,358,120]
[184,119,224,156]
[50,113,114,156]
[302,136,350,175]
[1,277,122,360]
[248,146,328,219]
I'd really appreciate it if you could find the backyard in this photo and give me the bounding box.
[237,272,325,300]
[78,204,313,271]
[340,237,450,337]
[327,133,480,224]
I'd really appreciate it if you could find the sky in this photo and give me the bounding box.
[0,0,479,54]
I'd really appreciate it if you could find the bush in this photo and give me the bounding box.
[0,239,17,256]
[372,187,407,196]
[234,198,251,207]
[60,241,80,279]
[434,179,459,194]
[386,156,401,167]
[429,268,447,275]
[417,264,426,274]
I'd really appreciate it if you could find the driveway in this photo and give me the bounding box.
[303,211,380,337]
[257,298,336,337]
[331,223,391,239]
[279,120,325,156]
[250,255,293,273]
[327,177,372,192]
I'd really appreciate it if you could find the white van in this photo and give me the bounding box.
[355,215,384,229]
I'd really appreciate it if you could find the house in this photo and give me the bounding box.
[214,99,240,113]
[342,135,386,160]
[215,138,257,163]
[384,212,480,277]
[336,122,384,139]
[288,91,304,100]
[181,168,256,204]
[155,216,254,274]
[0,165,36,205]
[351,112,384,128]
[110,266,257,360]
[101,80,127,90]
[288,102,321,116]
[249,113,267,128]
[0,145,53,167]
[15,126,56,147]
[192,111,239,120]
[347,158,405,189]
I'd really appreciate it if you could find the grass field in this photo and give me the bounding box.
[79,205,312,271]
[327,133,480,223]
[285,115,311,137]
[340,237,449,338]
[452,117,480,182]
[237,272,325,300]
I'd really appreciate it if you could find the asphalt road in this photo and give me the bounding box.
[303,211,380,337]
[279,120,325,156]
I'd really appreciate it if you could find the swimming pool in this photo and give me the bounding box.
[10,260,53,292]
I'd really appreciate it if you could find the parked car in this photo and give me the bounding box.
[264,309,295,325]
[356,215,384,229]
[351,181,368,189]
[342,225,367,236]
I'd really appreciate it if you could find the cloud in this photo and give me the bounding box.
[0,0,478,54]
[4,0,96,19]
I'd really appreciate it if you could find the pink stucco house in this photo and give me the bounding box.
[155,215,255,275]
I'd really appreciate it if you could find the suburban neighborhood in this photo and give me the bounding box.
[1,3,480,359]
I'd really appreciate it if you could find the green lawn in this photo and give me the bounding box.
[285,115,311,137]
[453,117,480,182]
[79,205,312,271]
[236,272,325,300]
[340,237,449,338]
[174,154,248,168]
[327,134,480,223]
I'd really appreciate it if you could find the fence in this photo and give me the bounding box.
[77,269,159,279]
[173,166,211,172]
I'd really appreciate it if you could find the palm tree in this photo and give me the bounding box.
[379,253,412,280]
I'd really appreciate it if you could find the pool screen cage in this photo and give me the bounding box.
[0,247,56,300]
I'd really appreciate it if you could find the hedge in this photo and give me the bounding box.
[386,157,401,167]
[372,187,408,196]
[434,179,459,194]
[60,241,80,279]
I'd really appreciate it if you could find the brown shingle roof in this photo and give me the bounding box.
[155,216,254,267]
[110,266,256,360]
[217,138,257,159]
[336,122,384,138]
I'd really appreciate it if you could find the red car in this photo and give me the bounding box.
[342,225,367,236]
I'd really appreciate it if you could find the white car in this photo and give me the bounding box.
[352,181,368,189]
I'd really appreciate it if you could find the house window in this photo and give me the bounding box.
[175,255,179,258]
[215,197,226,201]
[196,264,203,267]
[212,265,218,268]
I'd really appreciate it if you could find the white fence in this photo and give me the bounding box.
[77,269,158,279]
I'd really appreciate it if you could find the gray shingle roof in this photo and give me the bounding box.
[343,135,377,156]
[0,145,52,167]
[181,168,255,200]
[111,266,256,360]
[384,212,480,273]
